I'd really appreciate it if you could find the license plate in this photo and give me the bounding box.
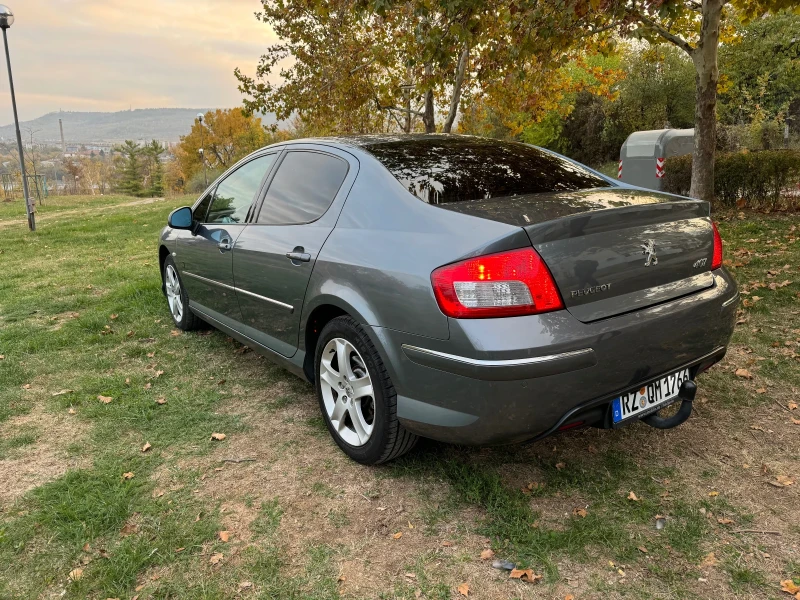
[612,368,690,424]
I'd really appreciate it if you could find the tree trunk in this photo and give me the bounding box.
[689,0,723,202]
[422,63,436,133]
[443,43,469,134]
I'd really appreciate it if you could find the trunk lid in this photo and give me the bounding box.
[440,188,715,322]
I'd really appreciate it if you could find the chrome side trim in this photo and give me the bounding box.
[183,271,294,313]
[236,286,294,313]
[721,292,739,308]
[402,345,593,367]
[401,344,597,381]
[183,271,235,292]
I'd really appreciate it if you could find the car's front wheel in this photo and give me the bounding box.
[315,316,417,464]
[163,256,200,331]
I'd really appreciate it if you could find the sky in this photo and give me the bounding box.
[0,0,278,123]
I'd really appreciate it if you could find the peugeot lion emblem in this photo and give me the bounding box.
[641,239,658,266]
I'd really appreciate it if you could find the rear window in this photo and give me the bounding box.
[366,136,608,204]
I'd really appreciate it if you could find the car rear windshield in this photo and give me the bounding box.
[366,136,609,204]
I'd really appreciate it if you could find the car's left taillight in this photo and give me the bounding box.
[711,221,723,270]
[431,247,564,318]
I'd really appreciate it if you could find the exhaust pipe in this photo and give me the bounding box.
[643,380,696,429]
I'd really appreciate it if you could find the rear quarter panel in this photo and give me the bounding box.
[303,154,530,342]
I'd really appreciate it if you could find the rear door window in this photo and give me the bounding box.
[257,151,349,225]
[366,137,609,204]
[205,154,277,224]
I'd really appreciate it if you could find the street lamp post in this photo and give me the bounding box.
[196,112,208,187]
[0,5,34,231]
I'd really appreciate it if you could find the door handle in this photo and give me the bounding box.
[286,250,311,263]
[218,237,232,252]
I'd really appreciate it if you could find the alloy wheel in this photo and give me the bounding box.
[319,337,375,446]
[165,264,184,323]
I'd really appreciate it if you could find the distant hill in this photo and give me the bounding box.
[0,108,278,145]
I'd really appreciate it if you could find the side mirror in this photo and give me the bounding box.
[167,206,193,229]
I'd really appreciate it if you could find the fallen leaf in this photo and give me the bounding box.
[122,472,134,480]
[209,552,223,565]
[441,541,453,547]
[510,569,542,583]
[210,433,226,441]
[709,491,719,497]
[120,523,138,536]
[110,314,118,320]
[141,442,152,453]
[0,355,4,359]
[638,546,648,554]
[392,532,403,539]
[717,518,734,525]
[572,507,587,518]
[98,395,113,404]
[792,418,800,426]
[788,402,798,410]
[700,552,718,567]
[555,462,566,470]
[170,330,181,337]
[457,583,470,597]
[21,383,31,390]
[480,549,495,560]
[565,596,575,600]
[144,382,152,390]
[756,388,766,394]
[68,568,83,581]
[52,389,74,396]
[218,530,230,542]
[627,491,640,502]
[780,580,800,594]
[68,407,77,415]
[155,397,167,405]
[239,581,253,590]
[775,475,795,487]
[735,368,752,379]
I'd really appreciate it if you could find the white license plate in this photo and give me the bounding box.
[612,368,690,424]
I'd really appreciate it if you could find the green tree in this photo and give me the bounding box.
[115,140,142,197]
[235,0,615,135]
[142,140,166,197]
[718,12,800,127]
[606,0,799,201]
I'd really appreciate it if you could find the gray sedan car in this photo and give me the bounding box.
[159,135,737,464]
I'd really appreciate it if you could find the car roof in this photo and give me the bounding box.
[281,133,498,151]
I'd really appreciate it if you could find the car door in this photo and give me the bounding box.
[179,153,278,323]
[232,148,355,357]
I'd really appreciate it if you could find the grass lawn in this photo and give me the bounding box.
[0,194,798,599]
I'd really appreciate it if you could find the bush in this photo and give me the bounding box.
[663,149,800,210]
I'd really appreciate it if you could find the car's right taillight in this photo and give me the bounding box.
[711,221,723,270]
[431,247,564,318]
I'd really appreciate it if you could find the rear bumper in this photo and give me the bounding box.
[369,268,738,445]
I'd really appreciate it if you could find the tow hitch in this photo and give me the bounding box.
[643,380,696,429]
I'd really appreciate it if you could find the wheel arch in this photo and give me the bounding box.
[300,292,381,382]
[158,245,171,294]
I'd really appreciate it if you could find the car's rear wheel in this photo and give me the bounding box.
[315,316,417,464]
[163,256,200,331]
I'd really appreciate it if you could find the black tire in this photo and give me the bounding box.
[163,256,201,331]
[314,316,417,464]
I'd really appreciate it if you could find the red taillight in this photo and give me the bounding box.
[711,222,723,270]
[431,248,564,318]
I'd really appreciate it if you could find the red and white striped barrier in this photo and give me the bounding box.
[617,160,623,179]
[655,157,665,179]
